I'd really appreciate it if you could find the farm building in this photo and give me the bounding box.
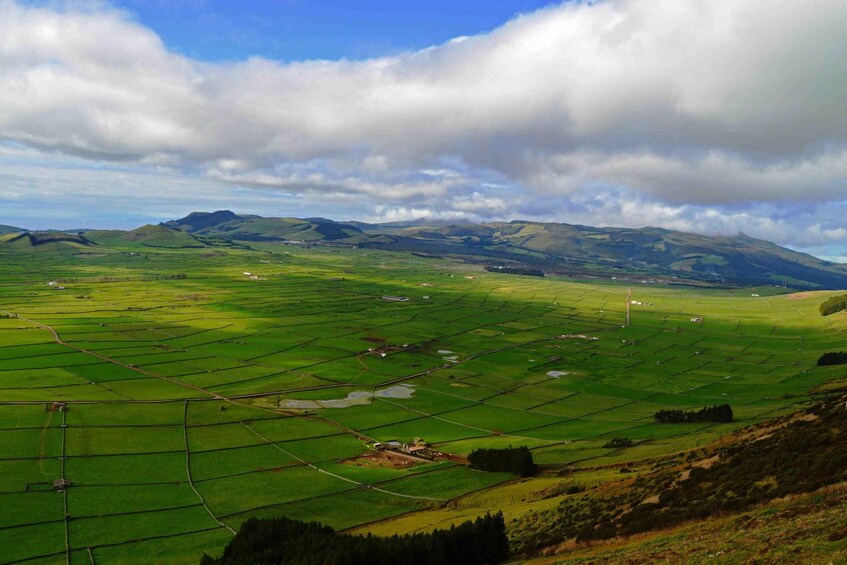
[690,317,704,323]
[407,445,435,458]
[53,479,71,492]
[45,402,66,412]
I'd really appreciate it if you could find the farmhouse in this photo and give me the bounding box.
[45,402,66,412]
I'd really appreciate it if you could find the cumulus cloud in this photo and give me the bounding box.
[0,0,846,248]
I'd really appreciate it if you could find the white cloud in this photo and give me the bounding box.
[0,0,846,248]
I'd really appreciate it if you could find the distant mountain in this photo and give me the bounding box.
[162,210,368,242]
[153,212,847,289]
[373,221,847,288]
[6,210,844,289]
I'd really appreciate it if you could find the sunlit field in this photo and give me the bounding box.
[1,241,844,563]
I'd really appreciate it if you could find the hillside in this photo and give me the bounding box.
[0,231,95,252]
[0,224,24,235]
[85,225,206,249]
[528,483,847,564]
[356,394,847,563]
[161,211,847,289]
[162,211,367,242]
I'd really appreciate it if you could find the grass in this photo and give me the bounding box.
[0,240,844,562]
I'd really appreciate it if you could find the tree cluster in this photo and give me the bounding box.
[468,446,537,477]
[200,513,509,565]
[819,293,847,316]
[817,352,847,366]
[654,404,733,424]
[484,266,545,277]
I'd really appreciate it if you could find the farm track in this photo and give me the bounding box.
[182,401,236,535]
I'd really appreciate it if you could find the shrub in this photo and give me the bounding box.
[655,404,733,424]
[819,294,847,316]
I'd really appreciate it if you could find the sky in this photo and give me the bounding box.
[1,0,847,260]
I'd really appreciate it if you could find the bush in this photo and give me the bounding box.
[468,446,538,477]
[603,438,634,449]
[819,294,847,316]
[817,352,847,366]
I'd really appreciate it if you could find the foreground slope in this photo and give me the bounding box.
[358,394,847,563]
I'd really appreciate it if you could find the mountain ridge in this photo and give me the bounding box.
[147,210,847,289]
[3,209,845,289]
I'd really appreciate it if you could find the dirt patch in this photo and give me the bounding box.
[344,450,422,470]
[693,455,720,469]
[363,336,386,344]
[787,292,811,300]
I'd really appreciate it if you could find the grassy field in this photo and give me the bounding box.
[0,239,845,563]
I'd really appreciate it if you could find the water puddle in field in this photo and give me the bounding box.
[437,350,453,354]
[546,371,570,378]
[320,390,373,408]
[374,384,416,399]
[278,384,416,409]
[443,355,459,363]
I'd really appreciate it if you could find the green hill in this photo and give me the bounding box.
[163,210,367,242]
[156,211,847,289]
[372,221,847,288]
[0,224,24,235]
[86,225,207,248]
[0,231,95,252]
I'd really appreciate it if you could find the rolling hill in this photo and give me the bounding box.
[159,211,847,289]
[0,224,24,235]
[161,211,367,242]
[86,224,207,248]
[0,231,95,252]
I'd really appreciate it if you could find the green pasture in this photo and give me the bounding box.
[0,241,844,562]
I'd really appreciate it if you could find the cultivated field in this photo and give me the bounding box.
[0,241,845,563]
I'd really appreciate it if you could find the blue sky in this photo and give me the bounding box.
[1,1,847,260]
[117,0,557,62]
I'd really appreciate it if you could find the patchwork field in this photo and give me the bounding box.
[0,241,845,563]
